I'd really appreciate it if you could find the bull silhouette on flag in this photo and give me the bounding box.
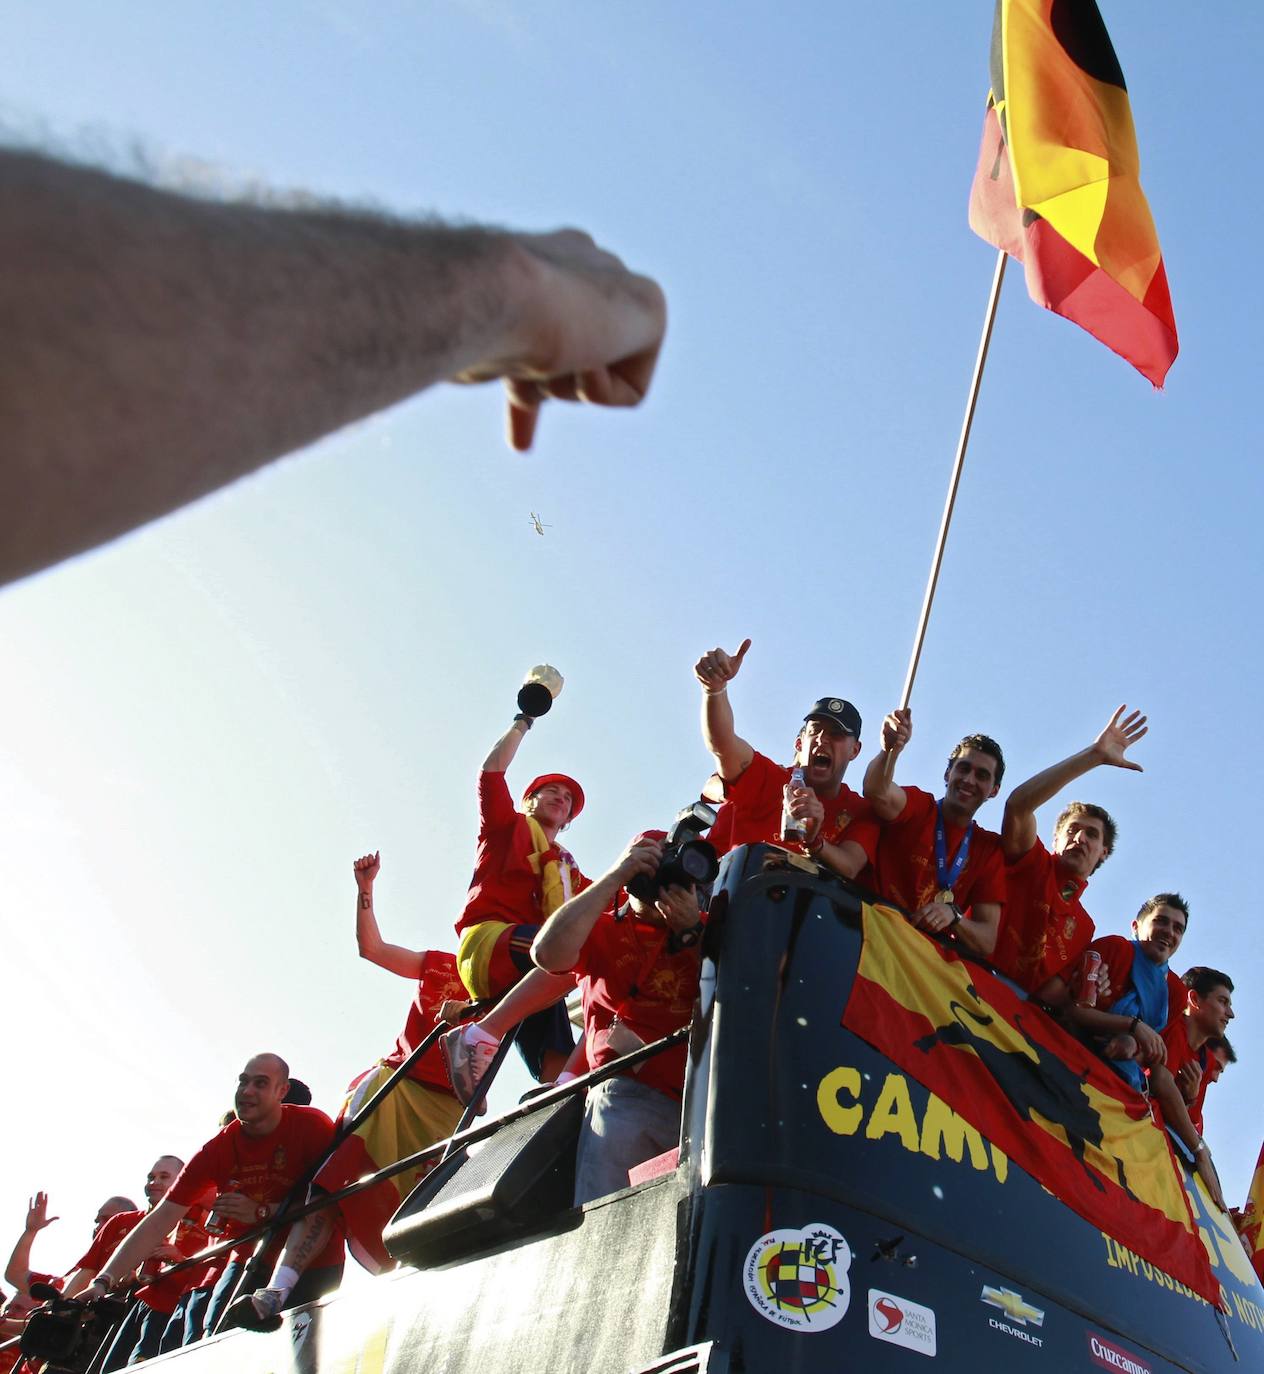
[842,902,1217,1305]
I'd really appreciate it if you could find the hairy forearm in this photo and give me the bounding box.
[532,870,622,972]
[481,718,530,773]
[0,151,536,583]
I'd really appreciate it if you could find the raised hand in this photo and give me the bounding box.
[1092,705,1147,771]
[353,851,381,889]
[25,1192,58,1232]
[881,708,912,754]
[694,639,751,693]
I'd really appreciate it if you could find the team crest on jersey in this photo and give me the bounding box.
[743,1223,851,1331]
[1064,916,1078,940]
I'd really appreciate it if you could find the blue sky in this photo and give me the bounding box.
[3,2,1262,1278]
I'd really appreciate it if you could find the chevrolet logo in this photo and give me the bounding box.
[980,1286,1045,1327]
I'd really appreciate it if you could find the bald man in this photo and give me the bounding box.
[82,1055,344,1334]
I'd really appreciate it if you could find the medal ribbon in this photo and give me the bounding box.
[934,799,973,895]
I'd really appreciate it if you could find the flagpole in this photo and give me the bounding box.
[898,248,1008,711]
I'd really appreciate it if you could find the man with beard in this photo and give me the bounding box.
[692,638,875,875]
[863,710,1007,957]
[80,1055,344,1334]
[993,706,1147,998]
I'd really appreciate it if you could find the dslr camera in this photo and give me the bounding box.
[627,802,720,902]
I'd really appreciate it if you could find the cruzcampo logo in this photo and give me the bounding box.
[980,1285,1045,1327]
[743,1223,852,1332]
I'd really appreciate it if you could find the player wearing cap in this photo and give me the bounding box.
[863,709,1006,958]
[445,712,591,1093]
[692,639,875,877]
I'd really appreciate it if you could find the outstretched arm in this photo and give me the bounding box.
[79,1201,188,1299]
[1149,1066,1226,1210]
[481,716,533,774]
[4,1192,59,1294]
[0,149,666,585]
[533,836,661,973]
[862,710,911,821]
[694,639,754,782]
[354,851,423,979]
[1002,706,1146,859]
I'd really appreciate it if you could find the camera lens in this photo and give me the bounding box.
[679,841,719,885]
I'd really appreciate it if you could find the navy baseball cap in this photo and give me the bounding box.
[803,698,862,737]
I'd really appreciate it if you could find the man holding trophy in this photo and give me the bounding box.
[442,667,591,1100]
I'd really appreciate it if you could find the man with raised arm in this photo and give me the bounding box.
[1163,968,1235,1138]
[993,706,1147,998]
[692,638,876,876]
[862,710,1007,957]
[441,709,589,1107]
[1063,895,1227,1210]
[0,149,667,585]
[532,832,705,1205]
[80,1055,344,1334]
[4,1193,136,1301]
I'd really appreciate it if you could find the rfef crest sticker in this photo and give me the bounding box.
[743,1223,852,1331]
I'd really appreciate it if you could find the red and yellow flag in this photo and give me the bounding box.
[1238,1142,1264,1283]
[842,903,1218,1305]
[968,0,1178,386]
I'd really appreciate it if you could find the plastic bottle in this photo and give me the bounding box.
[781,767,808,843]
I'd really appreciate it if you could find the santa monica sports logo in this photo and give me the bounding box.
[743,1223,852,1332]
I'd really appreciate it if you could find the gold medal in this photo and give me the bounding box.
[937,888,955,904]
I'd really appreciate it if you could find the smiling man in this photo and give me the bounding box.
[80,1054,345,1333]
[443,711,590,1095]
[862,710,1006,957]
[692,638,875,875]
[993,707,1147,998]
[1064,897,1227,1209]
[1164,968,1235,1138]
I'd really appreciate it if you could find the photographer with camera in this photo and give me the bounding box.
[532,823,713,1206]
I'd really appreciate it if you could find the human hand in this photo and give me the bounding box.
[784,782,824,840]
[353,851,380,890]
[1133,1021,1166,1066]
[25,1192,58,1233]
[1197,1150,1227,1212]
[1091,705,1147,770]
[655,884,701,933]
[881,709,912,754]
[453,229,666,453]
[614,835,663,887]
[694,639,750,693]
[206,1193,258,1225]
[912,901,958,934]
[1096,964,1113,1005]
[1175,1058,1202,1103]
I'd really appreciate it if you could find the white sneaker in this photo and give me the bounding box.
[440,1025,499,1114]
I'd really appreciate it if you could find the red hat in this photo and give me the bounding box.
[522,773,585,820]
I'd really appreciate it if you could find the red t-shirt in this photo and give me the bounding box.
[381,949,465,1094]
[992,838,1095,991]
[133,1197,214,1315]
[571,906,701,1102]
[1088,935,1186,1028]
[166,1107,343,1268]
[1161,1018,1211,1135]
[707,751,878,863]
[455,771,589,934]
[873,786,1006,915]
[73,1209,147,1274]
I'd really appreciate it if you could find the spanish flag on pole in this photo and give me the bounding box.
[842,903,1219,1305]
[1238,1142,1264,1282]
[968,0,1178,386]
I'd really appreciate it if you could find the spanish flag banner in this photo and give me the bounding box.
[842,903,1219,1305]
[1238,1142,1264,1283]
[968,0,1178,386]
